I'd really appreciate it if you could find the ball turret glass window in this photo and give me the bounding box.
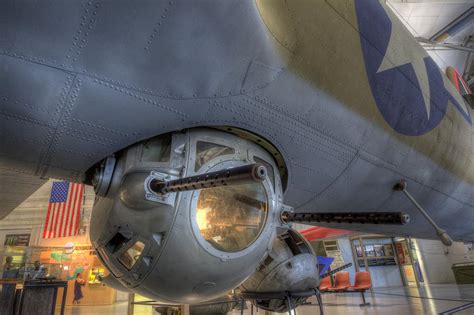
[196,182,268,252]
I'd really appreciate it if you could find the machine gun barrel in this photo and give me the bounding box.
[320,263,353,279]
[282,211,410,225]
[149,163,267,194]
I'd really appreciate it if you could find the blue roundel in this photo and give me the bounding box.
[354,1,470,136]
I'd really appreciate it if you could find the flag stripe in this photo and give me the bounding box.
[55,202,65,238]
[42,202,53,238]
[65,183,76,237]
[48,203,56,238]
[49,203,57,238]
[58,187,68,237]
[55,203,64,238]
[68,184,81,237]
[73,185,84,236]
[60,183,75,237]
[50,203,58,238]
[47,204,54,238]
[45,203,53,238]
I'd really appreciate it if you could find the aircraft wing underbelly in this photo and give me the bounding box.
[0,169,47,219]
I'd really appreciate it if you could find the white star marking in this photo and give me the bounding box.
[376,6,432,119]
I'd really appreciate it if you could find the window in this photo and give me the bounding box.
[195,141,235,171]
[141,134,172,162]
[195,181,268,252]
[106,232,130,254]
[118,241,145,270]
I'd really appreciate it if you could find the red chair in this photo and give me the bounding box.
[319,276,331,292]
[349,271,372,306]
[327,272,350,292]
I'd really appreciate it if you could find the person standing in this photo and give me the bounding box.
[73,273,85,304]
[1,256,19,313]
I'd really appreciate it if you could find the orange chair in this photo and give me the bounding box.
[349,271,372,306]
[327,272,351,292]
[319,276,331,292]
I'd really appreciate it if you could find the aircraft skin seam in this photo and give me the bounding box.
[37,74,76,175]
[208,96,460,206]
[242,95,358,162]
[70,118,140,137]
[357,151,474,208]
[250,83,470,206]
[56,148,97,158]
[291,162,337,179]
[250,94,358,151]
[67,0,101,64]
[63,126,120,145]
[0,62,74,180]
[1,131,45,146]
[84,73,245,100]
[0,50,63,70]
[40,76,81,177]
[254,0,297,55]
[295,151,359,210]
[240,61,285,93]
[296,146,474,210]
[211,98,355,164]
[205,99,352,202]
[40,164,83,181]
[228,98,356,164]
[143,0,175,52]
[61,130,118,147]
[92,78,189,117]
[1,50,280,102]
[0,110,53,129]
[1,96,50,115]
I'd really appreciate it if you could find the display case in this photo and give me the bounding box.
[88,256,106,284]
[355,242,397,267]
[22,245,115,306]
[0,245,28,280]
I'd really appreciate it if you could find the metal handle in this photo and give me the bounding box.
[394,180,453,246]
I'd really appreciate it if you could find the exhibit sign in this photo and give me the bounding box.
[4,234,30,246]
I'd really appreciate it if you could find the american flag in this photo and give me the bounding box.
[42,181,85,238]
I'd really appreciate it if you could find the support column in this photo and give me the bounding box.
[127,294,134,315]
[407,237,421,288]
[180,304,190,315]
[350,238,360,272]
[392,237,407,287]
[358,237,372,293]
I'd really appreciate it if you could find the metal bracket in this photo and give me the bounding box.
[279,204,294,228]
[393,180,453,246]
[93,155,116,197]
[144,171,177,206]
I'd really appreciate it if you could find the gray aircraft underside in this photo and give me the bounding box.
[1,0,473,243]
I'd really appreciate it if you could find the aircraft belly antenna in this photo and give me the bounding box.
[394,180,453,246]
